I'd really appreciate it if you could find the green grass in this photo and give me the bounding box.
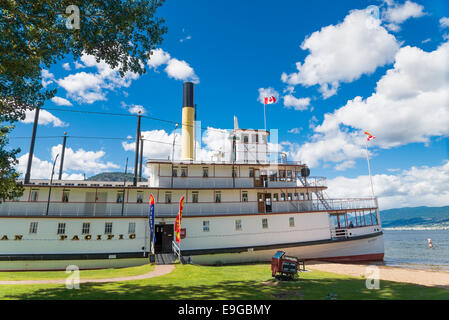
[0,264,154,281]
[1,264,448,300]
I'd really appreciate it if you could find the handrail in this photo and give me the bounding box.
[172,240,181,262]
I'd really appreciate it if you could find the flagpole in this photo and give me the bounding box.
[364,138,376,199]
[263,101,267,131]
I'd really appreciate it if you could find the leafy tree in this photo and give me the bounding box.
[0,126,23,202]
[0,0,167,199]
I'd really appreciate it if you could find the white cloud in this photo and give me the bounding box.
[281,8,400,98]
[383,1,425,25]
[283,95,310,111]
[41,69,54,88]
[128,104,146,115]
[56,54,140,104]
[288,127,302,134]
[165,58,199,83]
[21,109,67,127]
[257,87,279,104]
[147,48,199,83]
[327,161,449,209]
[180,35,192,43]
[62,63,71,71]
[440,17,449,29]
[147,48,171,69]
[51,96,72,106]
[291,40,449,169]
[17,145,120,180]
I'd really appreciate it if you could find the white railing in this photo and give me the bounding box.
[0,198,377,217]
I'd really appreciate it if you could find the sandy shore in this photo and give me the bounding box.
[307,261,449,290]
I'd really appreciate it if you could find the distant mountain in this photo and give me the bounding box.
[380,206,449,228]
[87,172,143,182]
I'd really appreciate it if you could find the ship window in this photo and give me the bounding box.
[253,134,258,143]
[29,222,38,234]
[116,192,124,203]
[202,167,209,177]
[104,222,113,234]
[192,191,199,203]
[82,223,90,235]
[232,167,237,177]
[289,217,295,227]
[262,218,268,229]
[249,168,254,177]
[172,167,178,177]
[243,135,249,143]
[128,222,136,234]
[203,221,210,232]
[273,193,279,201]
[235,219,242,231]
[181,167,188,177]
[287,170,293,181]
[279,170,286,181]
[137,192,143,203]
[269,170,277,181]
[294,193,299,200]
[300,192,305,200]
[165,192,172,204]
[242,191,248,202]
[215,191,221,203]
[287,193,292,201]
[62,190,70,203]
[30,190,39,202]
[281,193,286,201]
[57,223,66,235]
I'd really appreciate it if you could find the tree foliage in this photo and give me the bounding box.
[0,0,167,199]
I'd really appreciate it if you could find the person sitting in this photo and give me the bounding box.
[349,221,354,228]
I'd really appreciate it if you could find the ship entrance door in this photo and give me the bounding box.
[258,193,272,213]
[154,224,174,253]
[254,169,263,187]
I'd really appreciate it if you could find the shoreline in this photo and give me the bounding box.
[307,261,449,290]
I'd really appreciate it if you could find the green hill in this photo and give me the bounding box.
[380,206,449,228]
[87,172,144,182]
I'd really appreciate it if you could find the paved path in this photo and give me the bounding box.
[0,264,175,285]
[307,261,449,290]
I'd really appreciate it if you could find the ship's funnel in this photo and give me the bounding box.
[181,82,195,161]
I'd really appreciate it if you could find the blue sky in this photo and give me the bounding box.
[9,0,449,208]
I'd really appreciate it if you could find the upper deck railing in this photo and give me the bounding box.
[0,197,377,217]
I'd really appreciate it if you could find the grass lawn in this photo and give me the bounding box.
[1,263,448,300]
[0,264,154,281]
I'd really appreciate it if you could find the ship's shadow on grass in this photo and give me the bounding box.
[5,276,449,300]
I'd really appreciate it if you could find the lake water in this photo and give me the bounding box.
[383,229,449,271]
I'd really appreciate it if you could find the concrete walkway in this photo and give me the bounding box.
[0,264,175,285]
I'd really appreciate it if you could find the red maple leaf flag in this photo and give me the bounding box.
[264,96,277,105]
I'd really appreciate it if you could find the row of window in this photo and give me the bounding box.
[202,217,295,232]
[241,133,267,144]
[28,222,136,235]
[171,167,296,180]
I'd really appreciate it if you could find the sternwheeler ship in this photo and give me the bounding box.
[0,82,384,270]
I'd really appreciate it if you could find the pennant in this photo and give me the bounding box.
[364,131,376,141]
[174,195,185,244]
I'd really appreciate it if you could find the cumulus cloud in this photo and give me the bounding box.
[440,17,449,29]
[21,109,67,127]
[281,7,400,98]
[288,127,302,134]
[283,95,310,111]
[41,69,55,88]
[382,0,425,30]
[62,63,71,71]
[327,161,449,209]
[17,145,120,179]
[56,54,140,104]
[290,40,449,170]
[51,96,72,106]
[147,48,199,83]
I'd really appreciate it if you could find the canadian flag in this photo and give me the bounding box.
[264,96,277,104]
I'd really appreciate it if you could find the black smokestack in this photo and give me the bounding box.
[183,82,194,108]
